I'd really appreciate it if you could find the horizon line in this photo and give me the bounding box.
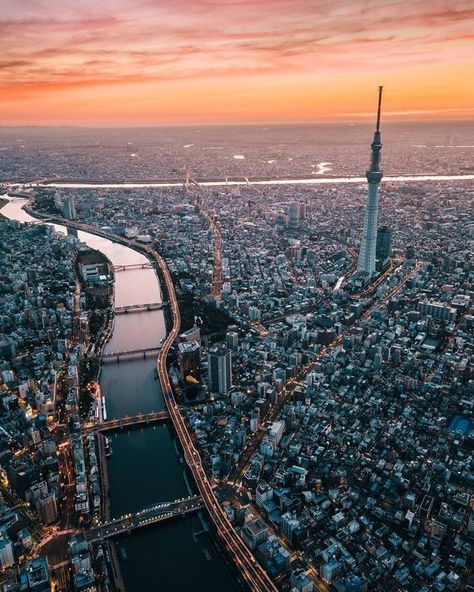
[1,117,474,130]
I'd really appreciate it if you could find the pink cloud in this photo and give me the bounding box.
[0,0,473,89]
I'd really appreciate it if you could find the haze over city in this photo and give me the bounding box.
[0,2,473,592]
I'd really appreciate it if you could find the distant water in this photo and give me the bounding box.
[0,121,473,182]
[2,196,240,592]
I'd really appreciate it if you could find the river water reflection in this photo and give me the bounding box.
[2,197,240,592]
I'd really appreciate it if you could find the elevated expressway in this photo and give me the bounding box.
[24,207,278,592]
[152,243,278,592]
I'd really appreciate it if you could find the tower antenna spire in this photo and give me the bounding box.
[376,85,383,133]
[357,86,385,277]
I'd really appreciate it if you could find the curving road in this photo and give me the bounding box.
[17,204,278,592]
[151,240,278,592]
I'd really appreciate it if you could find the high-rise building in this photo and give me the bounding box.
[299,202,306,220]
[0,538,14,570]
[226,331,239,350]
[357,86,384,276]
[25,556,50,592]
[207,343,232,395]
[345,576,363,592]
[288,202,300,228]
[280,511,300,543]
[63,195,77,220]
[287,202,306,228]
[248,306,261,321]
[240,516,268,550]
[417,300,456,321]
[320,560,342,584]
[37,492,58,525]
[468,510,474,538]
[290,568,313,592]
[178,341,201,385]
[255,483,273,508]
[376,225,392,270]
[7,459,38,499]
[250,409,260,432]
[179,324,201,345]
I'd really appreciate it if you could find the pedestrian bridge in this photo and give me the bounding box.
[86,496,204,542]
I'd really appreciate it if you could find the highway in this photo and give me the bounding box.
[183,174,223,300]
[212,218,223,300]
[21,205,278,592]
[361,259,423,320]
[19,203,422,592]
[151,234,278,592]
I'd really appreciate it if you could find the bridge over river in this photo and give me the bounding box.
[114,301,168,314]
[97,345,163,362]
[113,263,153,272]
[86,495,204,542]
[82,411,170,434]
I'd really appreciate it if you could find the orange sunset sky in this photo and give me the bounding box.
[1,0,473,126]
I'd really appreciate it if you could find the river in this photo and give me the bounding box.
[1,197,240,592]
[6,172,474,190]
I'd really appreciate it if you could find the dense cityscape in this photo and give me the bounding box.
[0,0,473,587]
[0,97,472,592]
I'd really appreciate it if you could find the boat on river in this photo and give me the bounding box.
[104,436,113,458]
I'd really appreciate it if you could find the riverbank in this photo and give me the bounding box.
[24,198,259,591]
[0,197,8,218]
[22,199,158,592]
[3,172,474,190]
[2,197,128,591]
[2,196,242,592]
